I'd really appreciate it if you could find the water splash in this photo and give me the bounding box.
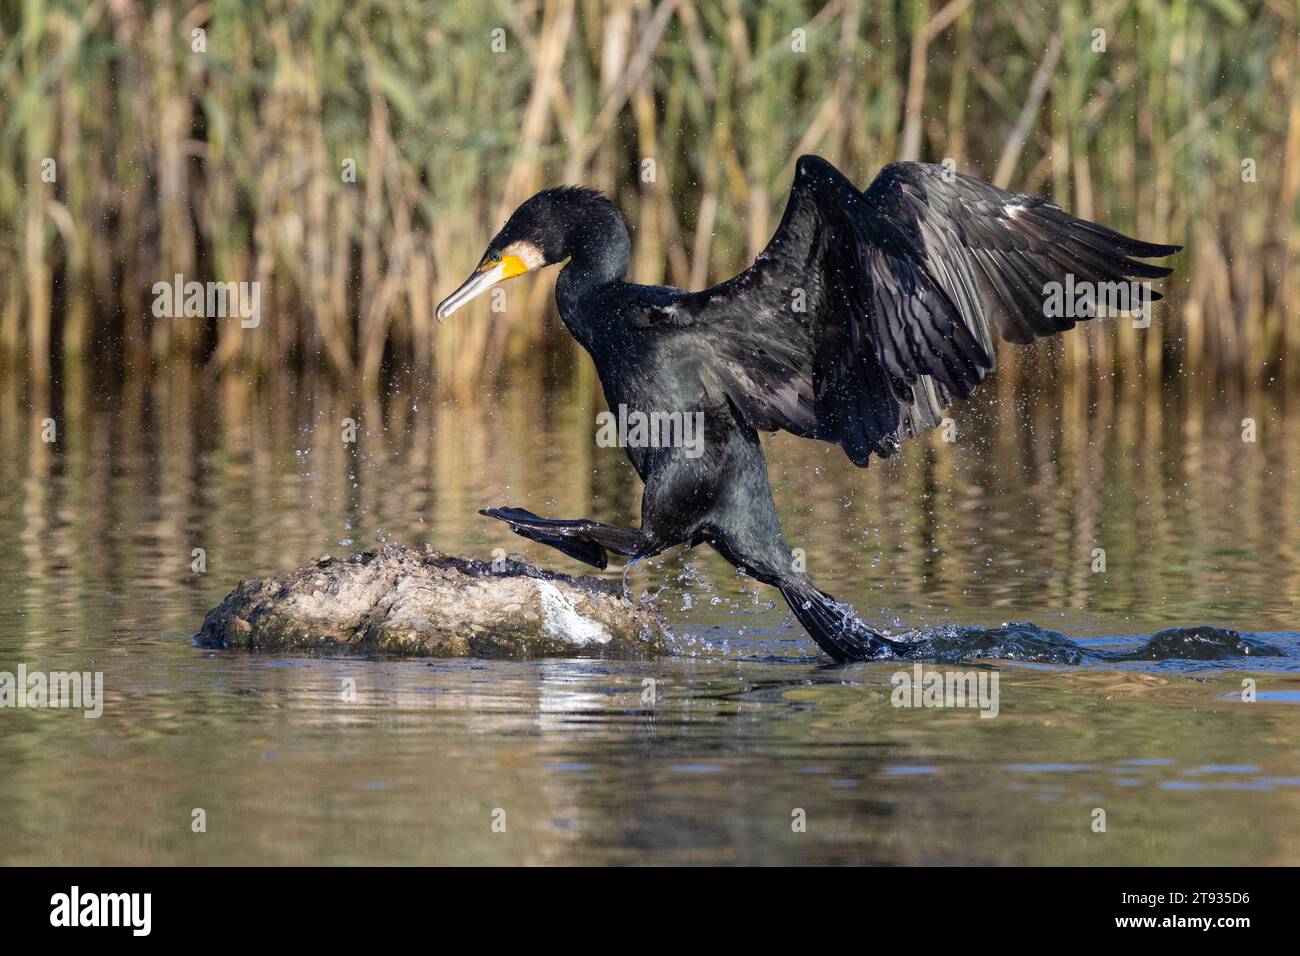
[876,621,1284,665]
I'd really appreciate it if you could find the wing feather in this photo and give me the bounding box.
[651,155,1181,467]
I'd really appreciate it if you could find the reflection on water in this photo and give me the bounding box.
[0,365,1298,864]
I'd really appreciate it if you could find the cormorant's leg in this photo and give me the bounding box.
[480,507,656,571]
[707,529,903,662]
[700,440,908,662]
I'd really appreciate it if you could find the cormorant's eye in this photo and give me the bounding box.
[487,249,502,264]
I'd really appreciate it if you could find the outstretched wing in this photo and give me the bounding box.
[649,155,1180,466]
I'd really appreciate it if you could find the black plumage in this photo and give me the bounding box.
[438,155,1181,662]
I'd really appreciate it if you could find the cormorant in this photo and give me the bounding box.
[437,155,1180,662]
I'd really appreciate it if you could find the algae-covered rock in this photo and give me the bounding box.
[196,544,667,658]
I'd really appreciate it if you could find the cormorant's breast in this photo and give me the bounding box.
[564,281,725,480]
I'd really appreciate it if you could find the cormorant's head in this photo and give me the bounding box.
[436,186,625,322]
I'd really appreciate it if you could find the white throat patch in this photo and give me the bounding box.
[502,240,546,270]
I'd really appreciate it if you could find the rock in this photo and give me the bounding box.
[195,544,668,658]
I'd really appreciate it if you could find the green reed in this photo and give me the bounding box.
[0,0,1296,392]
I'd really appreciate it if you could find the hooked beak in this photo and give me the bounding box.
[436,256,529,323]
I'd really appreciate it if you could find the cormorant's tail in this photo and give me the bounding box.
[480,507,646,571]
[777,577,906,663]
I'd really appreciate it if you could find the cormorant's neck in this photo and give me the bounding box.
[555,213,630,338]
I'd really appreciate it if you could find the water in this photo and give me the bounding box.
[1,367,1298,865]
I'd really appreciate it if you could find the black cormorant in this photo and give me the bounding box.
[437,155,1180,662]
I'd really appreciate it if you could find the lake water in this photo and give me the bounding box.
[1,364,1297,865]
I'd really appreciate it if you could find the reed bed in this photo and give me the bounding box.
[0,0,1296,393]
